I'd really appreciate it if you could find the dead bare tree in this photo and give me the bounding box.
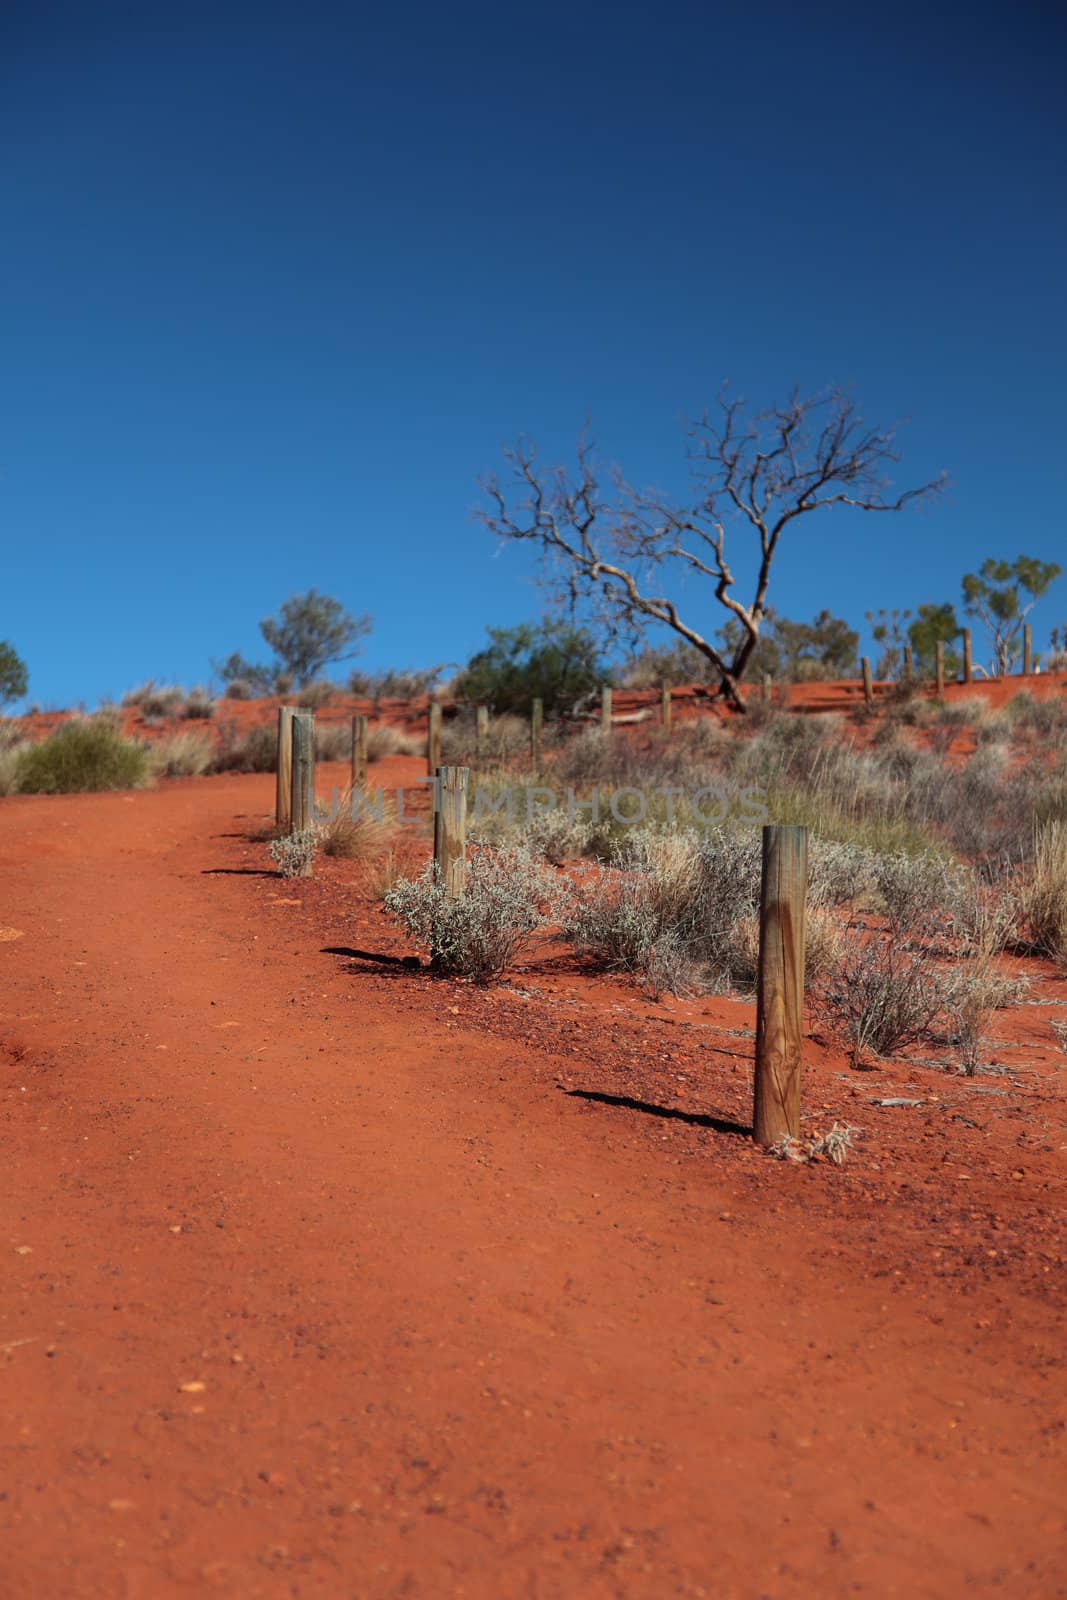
[480,386,945,710]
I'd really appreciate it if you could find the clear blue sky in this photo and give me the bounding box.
[2,0,1065,708]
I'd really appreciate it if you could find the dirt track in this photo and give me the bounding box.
[2,766,1064,1598]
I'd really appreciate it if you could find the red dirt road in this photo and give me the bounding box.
[2,772,1064,1598]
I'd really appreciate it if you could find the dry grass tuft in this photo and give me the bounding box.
[314,722,352,761]
[181,687,216,720]
[1016,820,1067,965]
[316,789,395,859]
[366,724,421,760]
[122,680,186,718]
[149,731,215,777]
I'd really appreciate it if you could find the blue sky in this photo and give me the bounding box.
[2,0,1065,708]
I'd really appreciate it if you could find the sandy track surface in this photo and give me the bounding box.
[1,772,1064,1598]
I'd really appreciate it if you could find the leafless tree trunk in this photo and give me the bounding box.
[480,387,944,711]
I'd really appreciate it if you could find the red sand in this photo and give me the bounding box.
[2,749,1065,1597]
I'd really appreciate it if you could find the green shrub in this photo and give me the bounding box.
[386,845,563,981]
[15,721,151,793]
[453,618,609,718]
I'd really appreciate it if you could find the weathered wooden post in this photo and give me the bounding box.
[434,765,468,901]
[1023,624,1032,677]
[902,644,913,683]
[753,824,808,1147]
[276,706,295,830]
[861,656,874,710]
[427,701,442,776]
[289,711,315,853]
[935,640,945,697]
[475,705,489,758]
[661,681,672,732]
[530,697,543,774]
[962,628,973,683]
[351,713,368,789]
[600,685,612,734]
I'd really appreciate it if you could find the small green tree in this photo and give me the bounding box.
[214,591,372,692]
[259,590,372,686]
[962,557,1062,676]
[866,609,912,678]
[454,619,609,717]
[907,603,962,679]
[0,641,28,707]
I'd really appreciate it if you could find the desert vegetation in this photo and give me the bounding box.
[4,585,1066,1096]
[11,719,151,794]
[364,679,1067,1089]
[0,639,29,707]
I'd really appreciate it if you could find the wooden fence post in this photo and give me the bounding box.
[962,628,973,683]
[434,765,468,901]
[530,697,543,774]
[935,640,945,697]
[753,824,807,1147]
[351,714,368,789]
[276,706,295,830]
[289,711,315,853]
[427,701,442,775]
[601,685,612,733]
[661,682,672,731]
[476,704,489,757]
[902,645,913,683]
[861,656,873,710]
[1023,624,1032,677]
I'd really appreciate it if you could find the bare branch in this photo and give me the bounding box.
[478,387,945,710]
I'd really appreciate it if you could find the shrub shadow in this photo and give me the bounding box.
[202,867,278,878]
[322,945,421,970]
